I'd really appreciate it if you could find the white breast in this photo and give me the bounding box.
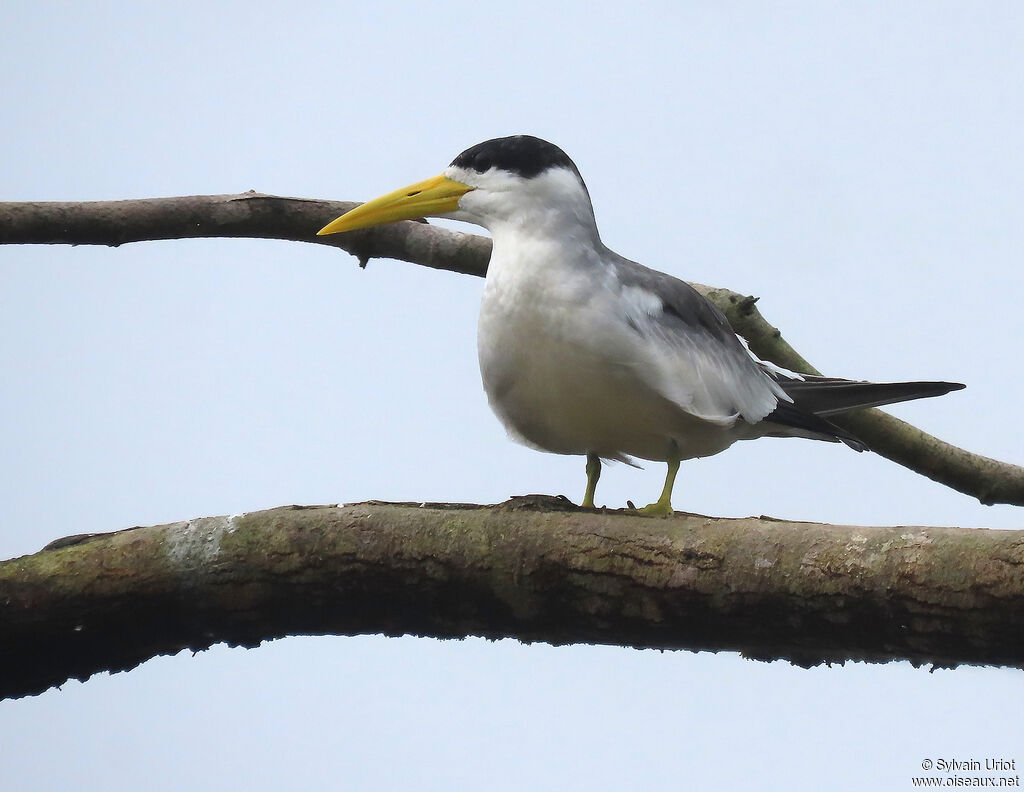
[476,236,746,463]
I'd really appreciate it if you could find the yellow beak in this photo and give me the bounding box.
[317,173,474,235]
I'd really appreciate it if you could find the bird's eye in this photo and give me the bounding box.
[407,190,422,197]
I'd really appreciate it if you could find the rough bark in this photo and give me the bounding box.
[2,498,1023,700]
[3,193,1021,506]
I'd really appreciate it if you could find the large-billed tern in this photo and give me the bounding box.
[319,135,963,514]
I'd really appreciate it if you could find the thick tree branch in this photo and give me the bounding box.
[2,194,1022,505]
[2,498,1023,700]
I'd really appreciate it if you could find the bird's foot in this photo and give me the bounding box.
[636,499,674,517]
[635,453,680,516]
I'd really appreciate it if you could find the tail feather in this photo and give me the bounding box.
[776,377,965,416]
[764,400,869,451]
[762,373,965,451]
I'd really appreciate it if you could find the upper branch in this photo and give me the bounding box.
[2,193,1021,506]
[0,193,492,275]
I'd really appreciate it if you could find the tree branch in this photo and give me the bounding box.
[2,498,1022,700]
[697,284,1024,507]
[2,194,1022,505]
[0,193,492,275]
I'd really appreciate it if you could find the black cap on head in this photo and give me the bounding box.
[450,135,582,180]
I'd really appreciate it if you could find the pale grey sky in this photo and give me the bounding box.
[2,3,1022,790]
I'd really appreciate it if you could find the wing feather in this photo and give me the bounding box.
[607,254,786,425]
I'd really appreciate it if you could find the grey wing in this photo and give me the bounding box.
[608,254,788,425]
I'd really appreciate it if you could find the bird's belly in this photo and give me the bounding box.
[477,290,737,462]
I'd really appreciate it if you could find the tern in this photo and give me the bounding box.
[318,135,963,514]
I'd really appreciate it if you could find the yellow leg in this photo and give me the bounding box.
[639,451,680,516]
[581,453,601,508]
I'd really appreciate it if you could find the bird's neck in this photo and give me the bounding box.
[486,206,602,256]
[485,220,610,299]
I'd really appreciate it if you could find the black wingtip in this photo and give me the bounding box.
[908,381,966,398]
[775,378,967,417]
[765,378,965,453]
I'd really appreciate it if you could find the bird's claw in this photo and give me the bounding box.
[636,500,674,517]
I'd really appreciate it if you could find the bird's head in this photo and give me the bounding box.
[317,135,598,240]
